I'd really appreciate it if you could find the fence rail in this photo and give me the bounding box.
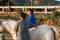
[0,6,60,14]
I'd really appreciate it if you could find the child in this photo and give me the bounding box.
[27,9,36,24]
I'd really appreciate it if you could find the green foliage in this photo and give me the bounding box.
[17,9,20,14]
[0,0,2,1]
[2,33,5,40]
[0,0,60,6]
[24,0,60,6]
[52,8,58,17]
[38,12,60,26]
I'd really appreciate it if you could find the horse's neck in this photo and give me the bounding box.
[2,20,18,30]
[1,20,18,34]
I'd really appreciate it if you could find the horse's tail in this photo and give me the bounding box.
[50,26,58,40]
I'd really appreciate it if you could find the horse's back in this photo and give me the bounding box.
[37,25,52,33]
[29,25,54,40]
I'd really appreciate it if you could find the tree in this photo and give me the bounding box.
[0,0,2,1]
[25,0,40,6]
[0,0,3,6]
[39,0,56,6]
[18,0,27,6]
[25,0,56,6]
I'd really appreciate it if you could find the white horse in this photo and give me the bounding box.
[29,25,58,40]
[1,19,58,40]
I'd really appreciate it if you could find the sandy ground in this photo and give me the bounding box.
[57,27,60,40]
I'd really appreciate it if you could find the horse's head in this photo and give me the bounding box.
[0,19,7,32]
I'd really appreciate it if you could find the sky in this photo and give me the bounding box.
[55,0,60,1]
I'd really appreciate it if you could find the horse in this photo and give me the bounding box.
[0,19,58,40]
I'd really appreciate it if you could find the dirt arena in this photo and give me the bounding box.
[57,27,60,40]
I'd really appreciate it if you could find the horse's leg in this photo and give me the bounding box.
[9,29,16,40]
[2,23,16,40]
[11,33,16,40]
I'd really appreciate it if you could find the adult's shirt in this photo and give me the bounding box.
[16,20,33,40]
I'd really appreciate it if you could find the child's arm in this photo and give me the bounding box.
[29,22,37,28]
